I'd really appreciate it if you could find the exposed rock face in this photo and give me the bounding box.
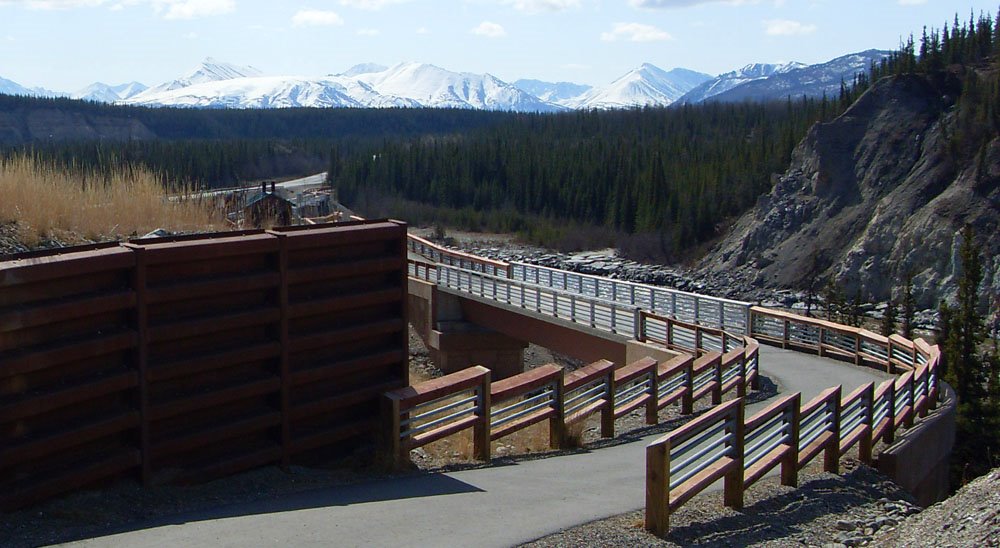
[0,108,155,145]
[700,72,1000,307]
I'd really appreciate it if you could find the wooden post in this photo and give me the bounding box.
[724,399,745,511]
[276,234,291,469]
[782,319,790,349]
[473,372,492,461]
[382,395,403,470]
[666,320,674,348]
[712,358,723,405]
[550,371,567,449]
[128,245,151,487]
[818,328,825,357]
[824,387,841,474]
[646,370,659,426]
[884,381,896,444]
[782,393,801,487]
[681,362,694,415]
[904,378,915,428]
[601,372,616,438]
[645,439,670,535]
[859,383,874,465]
[854,333,862,366]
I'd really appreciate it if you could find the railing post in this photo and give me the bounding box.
[681,361,694,415]
[904,377,915,428]
[854,333,862,366]
[782,319,790,349]
[646,370,659,426]
[712,356,723,405]
[645,439,670,534]
[859,383,874,465]
[818,327,825,358]
[825,386,841,474]
[884,381,896,444]
[551,370,567,449]
[783,393,801,487]
[635,309,646,342]
[382,394,403,470]
[601,371,616,438]
[724,399,745,511]
[473,372,492,461]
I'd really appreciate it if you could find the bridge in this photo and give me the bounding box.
[1,223,955,546]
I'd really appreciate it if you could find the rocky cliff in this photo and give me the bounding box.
[700,71,1000,307]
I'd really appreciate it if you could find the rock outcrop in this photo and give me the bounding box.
[700,71,1000,307]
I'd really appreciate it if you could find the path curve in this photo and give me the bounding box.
[64,347,891,548]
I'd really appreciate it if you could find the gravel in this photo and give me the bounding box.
[519,458,920,548]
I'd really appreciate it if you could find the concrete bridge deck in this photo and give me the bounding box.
[64,346,891,548]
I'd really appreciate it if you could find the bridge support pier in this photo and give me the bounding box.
[430,322,528,379]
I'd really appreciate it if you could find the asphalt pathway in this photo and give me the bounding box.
[63,346,891,548]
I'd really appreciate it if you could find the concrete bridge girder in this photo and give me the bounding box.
[407,277,678,378]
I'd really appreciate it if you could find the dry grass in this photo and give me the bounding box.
[0,155,220,246]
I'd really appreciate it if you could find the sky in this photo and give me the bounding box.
[0,0,997,92]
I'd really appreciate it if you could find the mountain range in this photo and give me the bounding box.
[0,50,890,112]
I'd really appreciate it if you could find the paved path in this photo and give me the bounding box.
[64,347,890,548]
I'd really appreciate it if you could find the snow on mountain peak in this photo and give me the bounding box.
[337,63,388,77]
[570,62,711,109]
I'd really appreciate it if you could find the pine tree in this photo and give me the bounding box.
[882,297,898,336]
[901,270,916,339]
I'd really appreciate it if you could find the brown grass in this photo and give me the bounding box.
[0,155,220,246]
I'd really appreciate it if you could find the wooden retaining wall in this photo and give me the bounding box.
[0,220,408,511]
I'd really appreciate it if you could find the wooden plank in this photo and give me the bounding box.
[0,290,134,332]
[744,444,790,488]
[290,350,405,387]
[0,330,137,377]
[668,457,736,511]
[286,257,404,285]
[0,449,141,512]
[151,412,281,460]
[614,357,657,385]
[145,272,280,304]
[385,366,490,409]
[289,419,375,455]
[290,319,404,353]
[660,398,741,448]
[797,431,835,469]
[128,234,279,265]
[1,371,138,421]
[564,359,615,391]
[288,288,401,319]
[291,381,401,421]
[491,364,562,403]
[146,308,281,344]
[148,377,281,421]
[0,247,134,287]
[148,342,282,383]
[0,411,140,467]
[745,393,798,431]
[490,408,555,441]
[406,415,480,449]
[173,445,283,486]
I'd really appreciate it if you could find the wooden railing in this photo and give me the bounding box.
[646,312,942,534]
[382,340,759,467]
[407,234,511,278]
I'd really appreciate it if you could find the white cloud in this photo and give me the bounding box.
[339,0,406,9]
[291,9,344,26]
[629,0,766,7]
[600,22,672,42]
[0,0,108,9]
[471,21,506,38]
[764,19,816,36]
[503,0,579,14]
[356,27,380,36]
[153,0,234,19]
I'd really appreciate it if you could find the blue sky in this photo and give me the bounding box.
[0,0,995,91]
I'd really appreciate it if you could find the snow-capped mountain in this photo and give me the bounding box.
[677,62,806,104]
[0,76,60,98]
[131,58,262,101]
[72,81,148,102]
[513,79,593,104]
[570,64,712,109]
[126,61,564,112]
[336,63,388,77]
[705,50,892,104]
[354,62,559,111]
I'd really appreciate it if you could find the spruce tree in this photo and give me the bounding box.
[882,297,898,336]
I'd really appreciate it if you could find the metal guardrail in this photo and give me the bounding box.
[512,262,752,335]
[410,260,642,338]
